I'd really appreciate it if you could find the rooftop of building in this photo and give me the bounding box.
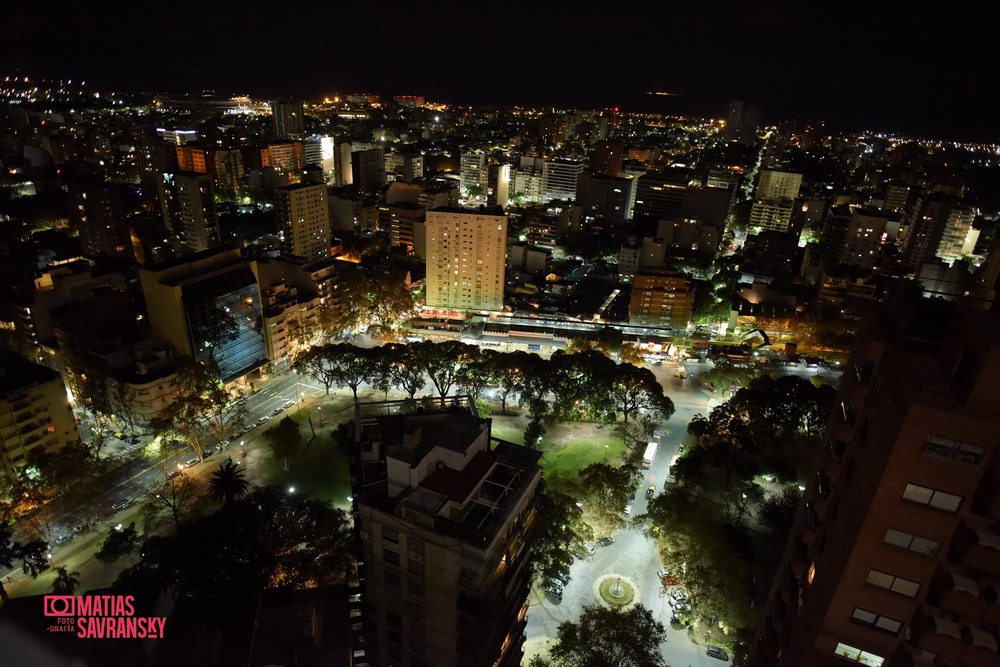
[353,398,541,546]
[0,351,62,399]
[428,205,506,217]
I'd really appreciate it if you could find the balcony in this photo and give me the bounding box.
[911,608,1000,663]
[929,568,993,620]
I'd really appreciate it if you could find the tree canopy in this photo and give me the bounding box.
[550,604,666,667]
[117,486,353,597]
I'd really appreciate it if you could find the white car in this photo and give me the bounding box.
[257,415,270,424]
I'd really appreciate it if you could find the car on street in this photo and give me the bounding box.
[168,470,184,479]
[201,450,214,460]
[707,646,729,661]
[597,537,614,547]
[112,499,132,511]
[284,400,295,408]
[677,443,687,453]
[54,533,72,545]
[243,423,256,432]
[646,485,656,499]
[184,456,200,467]
[272,407,284,415]
[624,505,631,515]
[258,416,270,424]
[251,387,261,394]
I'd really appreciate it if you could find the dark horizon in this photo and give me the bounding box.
[2,3,999,143]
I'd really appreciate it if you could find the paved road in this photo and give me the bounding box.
[2,370,329,579]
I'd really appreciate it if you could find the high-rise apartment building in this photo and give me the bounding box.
[634,169,694,221]
[176,144,208,173]
[724,100,761,145]
[460,153,488,197]
[274,183,331,261]
[352,148,387,193]
[591,139,625,177]
[750,293,1000,667]
[156,172,220,254]
[351,396,542,667]
[757,170,803,200]
[628,268,695,328]
[70,180,134,259]
[270,99,305,139]
[542,159,584,202]
[902,194,974,269]
[425,207,507,313]
[263,141,305,177]
[750,198,796,233]
[839,208,891,270]
[140,248,268,383]
[0,352,77,476]
[576,172,635,223]
[387,151,425,182]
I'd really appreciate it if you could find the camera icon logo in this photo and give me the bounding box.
[43,596,76,616]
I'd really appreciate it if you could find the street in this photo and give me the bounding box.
[1,369,329,584]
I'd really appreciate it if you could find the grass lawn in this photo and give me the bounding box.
[259,425,353,511]
[490,415,527,445]
[539,430,629,490]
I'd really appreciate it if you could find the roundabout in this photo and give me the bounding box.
[593,574,640,611]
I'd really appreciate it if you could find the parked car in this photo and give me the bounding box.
[707,646,729,661]
[243,423,256,432]
[168,470,184,480]
[284,400,295,408]
[624,505,631,515]
[112,499,132,511]
[54,533,72,545]
[251,387,261,394]
[184,456,200,467]
[597,537,614,547]
[581,544,595,555]
[272,407,284,415]
[257,416,270,424]
[646,485,656,499]
[231,431,242,439]
[201,450,214,460]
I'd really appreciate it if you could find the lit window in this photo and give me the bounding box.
[883,529,939,555]
[902,483,962,512]
[866,569,919,598]
[834,643,884,666]
[850,608,903,635]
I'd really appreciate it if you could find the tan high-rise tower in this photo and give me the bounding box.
[425,207,507,313]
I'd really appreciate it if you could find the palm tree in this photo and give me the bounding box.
[208,461,250,503]
[51,566,81,595]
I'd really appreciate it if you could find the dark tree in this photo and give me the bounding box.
[117,487,353,597]
[209,461,251,503]
[409,340,478,399]
[380,343,426,398]
[266,417,302,471]
[550,604,667,667]
[95,522,141,565]
[532,487,592,585]
[758,485,803,536]
[0,523,49,603]
[51,566,81,595]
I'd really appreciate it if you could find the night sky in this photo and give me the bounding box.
[2,1,999,140]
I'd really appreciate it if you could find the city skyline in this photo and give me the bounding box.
[1,4,999,141]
